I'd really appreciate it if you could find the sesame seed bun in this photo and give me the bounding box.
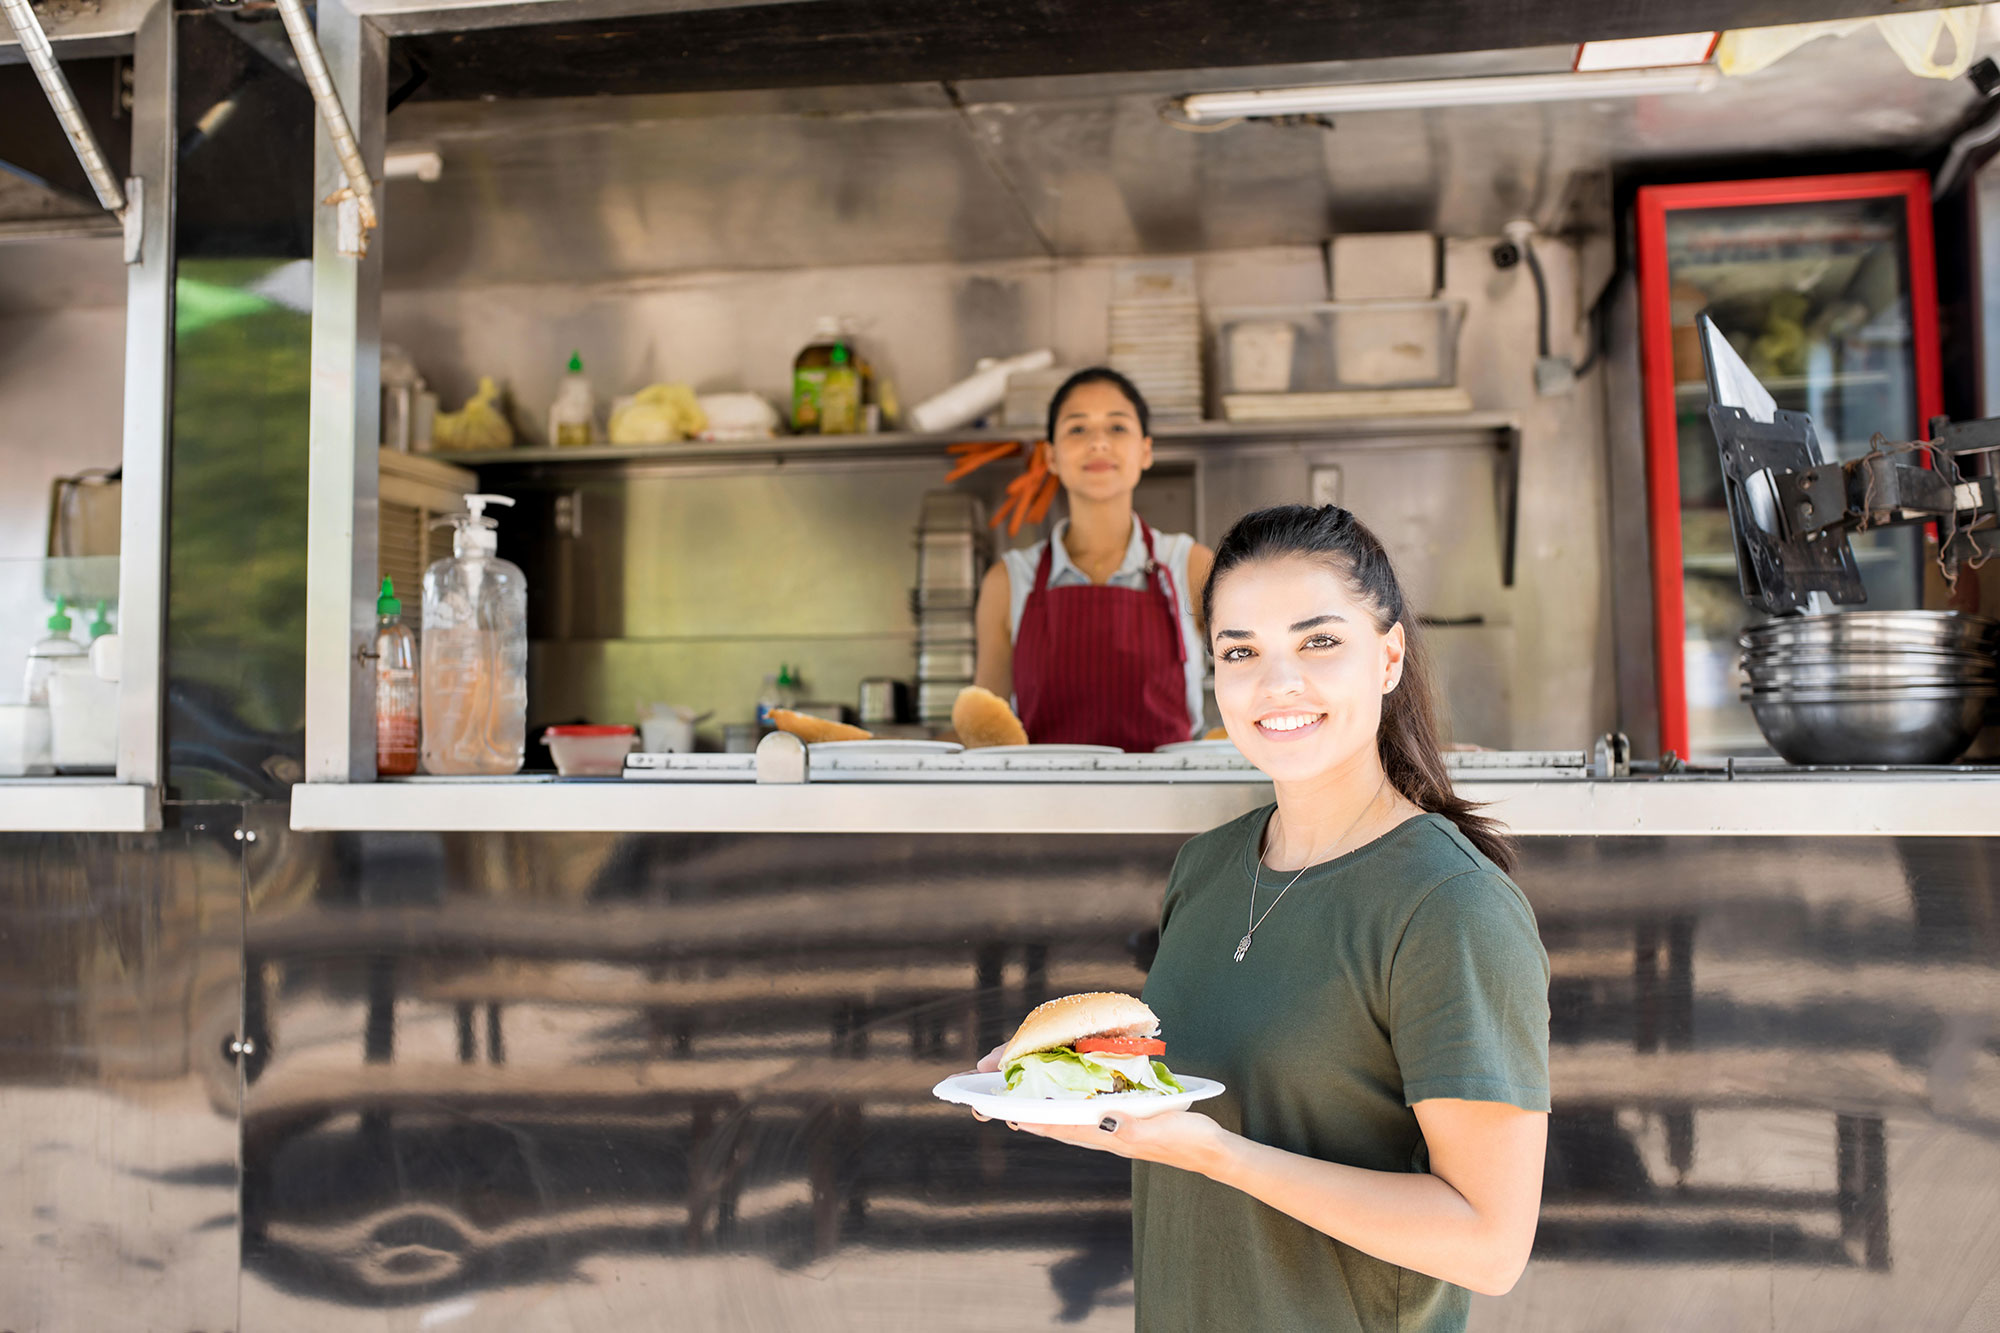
[1001,992,1160,1064]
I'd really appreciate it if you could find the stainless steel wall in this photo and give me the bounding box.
[0,249,127,559]
[10,818,1992,1329]
[0,819,243,1332]
[441,238,1608,750]
[495,455,1198,736]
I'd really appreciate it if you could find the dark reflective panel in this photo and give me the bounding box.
[165,12,315,802]
[0,816,243,1331]
[236,824,2000,1330]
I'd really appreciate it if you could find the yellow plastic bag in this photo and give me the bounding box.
[431,377,515,452]
[608,383,706,445]
[1719,7,1979,80]
[1876,7,1981,80]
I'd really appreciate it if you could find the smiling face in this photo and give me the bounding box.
[1209,554,1406,785]
[1049,380,1153,503]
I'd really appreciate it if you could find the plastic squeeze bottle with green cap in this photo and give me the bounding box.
[87,601,112,640]
[374,576,419,775]
[23,596,86,708]
[819,342,861,434]
[549,350,595,447]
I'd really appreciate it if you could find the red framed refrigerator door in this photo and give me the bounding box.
[1635,171,1943,758]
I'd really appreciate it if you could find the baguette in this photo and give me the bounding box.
[769,710,873,744]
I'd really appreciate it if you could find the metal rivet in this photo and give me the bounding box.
[232,829,244,841]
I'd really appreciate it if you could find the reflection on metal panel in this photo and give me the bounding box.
[380,98,1047,287]
[231,824,2000,1329]
[0,816,243,1330]
[164,12,316,799]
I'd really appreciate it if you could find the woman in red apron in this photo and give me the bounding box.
[972,368,1214,752]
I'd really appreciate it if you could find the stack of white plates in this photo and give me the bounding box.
[1109,300,1202,420]
[1107,259,1203,420]
[913,493,987,723]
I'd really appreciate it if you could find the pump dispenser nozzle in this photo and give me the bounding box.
[434,492,516,558]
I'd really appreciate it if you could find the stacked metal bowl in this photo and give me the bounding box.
[1739,611,2000,765]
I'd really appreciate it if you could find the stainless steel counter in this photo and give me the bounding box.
[12,807,1992,1332]
[0,779,159,831]
[289,771,2000,836]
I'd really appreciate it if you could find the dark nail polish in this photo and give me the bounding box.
[1099,1116,1120,1133]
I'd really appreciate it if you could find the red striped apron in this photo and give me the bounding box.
[1012,523,1190,753]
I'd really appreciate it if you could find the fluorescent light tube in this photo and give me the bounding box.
[1575,33,1719,72]
[1178,65,1719,123]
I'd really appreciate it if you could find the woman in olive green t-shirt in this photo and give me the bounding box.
[987,504,1551,1333]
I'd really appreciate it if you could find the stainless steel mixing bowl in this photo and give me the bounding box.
[1744,689,1997,765]
[1741,610,2000,654]
[1741,662,1998,691]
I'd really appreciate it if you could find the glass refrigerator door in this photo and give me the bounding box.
[1642,177,1940,757]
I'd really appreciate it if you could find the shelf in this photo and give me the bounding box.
[1681,545,1905,575]
[289,771,2000,837]
[0,781,159,832]
[434,412,1520,469]
[1674,372,1894,401]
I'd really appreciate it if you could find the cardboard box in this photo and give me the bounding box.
[1329,232,1439,301]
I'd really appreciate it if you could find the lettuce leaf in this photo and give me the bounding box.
[1000,1046,1186,1099]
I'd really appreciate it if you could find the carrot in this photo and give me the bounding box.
[1026,477,1058,524]
[949,439,1019,457]
[943,441,1020,481]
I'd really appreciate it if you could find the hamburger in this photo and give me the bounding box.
[999,992,1185,1099]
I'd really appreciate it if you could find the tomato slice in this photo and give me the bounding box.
[1074,1036,1166,1056]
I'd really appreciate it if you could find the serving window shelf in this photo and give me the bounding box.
[0,779,159,833]
[288,770,2000,837]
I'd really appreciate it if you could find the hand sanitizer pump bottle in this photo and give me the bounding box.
[420,493,528,775]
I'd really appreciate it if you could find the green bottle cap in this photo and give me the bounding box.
[46,596,72,633]
[568,350,583,373]
[377,576,401,617]
[88,600,112,639]
[830,344,849,365]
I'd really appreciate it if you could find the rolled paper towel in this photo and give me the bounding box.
[908,350,1056,434]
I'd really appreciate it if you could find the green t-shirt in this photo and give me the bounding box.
[1133,807,1550,1333]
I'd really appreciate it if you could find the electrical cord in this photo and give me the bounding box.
[1522,238,1552,361]
[1516,225,1605,379]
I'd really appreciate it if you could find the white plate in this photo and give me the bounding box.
[808,740,963,755]
[1154,739,1243,755]
[963,744,1123,756]
[931,1072,1225,1125]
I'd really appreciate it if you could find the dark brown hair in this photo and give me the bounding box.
[1201,504,1516,872]
[1045,366,1150,442]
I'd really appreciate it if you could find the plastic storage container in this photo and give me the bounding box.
[1214,300,1466,393]
[421,493,528,775]
[544,724,638,776]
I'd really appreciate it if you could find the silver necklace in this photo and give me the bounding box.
[1235,777,1388,962]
